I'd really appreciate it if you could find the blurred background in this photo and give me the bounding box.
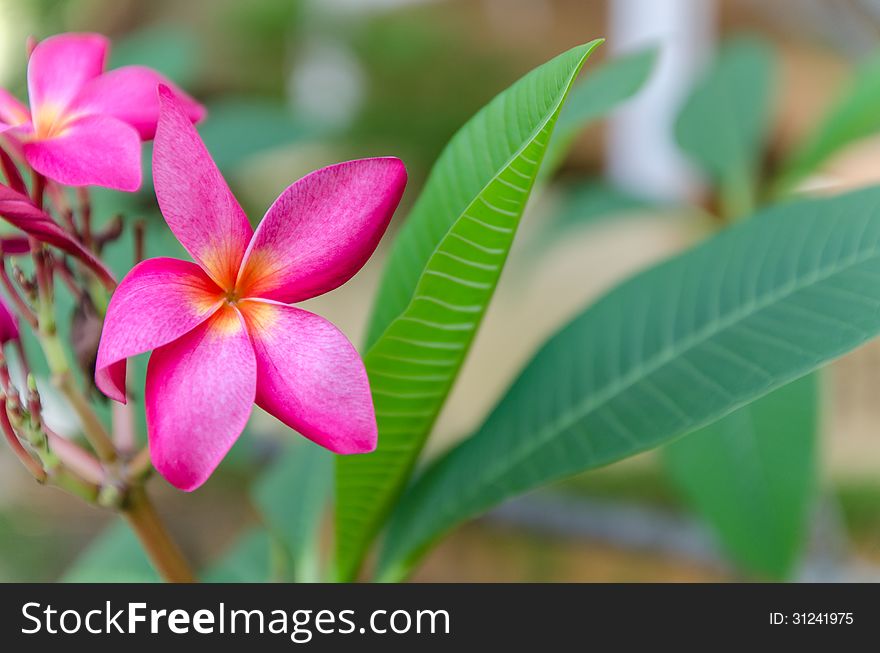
[3,0,880,582]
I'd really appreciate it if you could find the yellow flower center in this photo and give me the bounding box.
[33,104,73,139]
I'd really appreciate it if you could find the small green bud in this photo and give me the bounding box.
[97,483,125,509]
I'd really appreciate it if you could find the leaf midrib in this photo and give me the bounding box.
[347,55,588,551]
[366,44,598,355]
[426,224,880,527]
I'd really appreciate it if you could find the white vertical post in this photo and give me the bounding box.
[606,0,717,202]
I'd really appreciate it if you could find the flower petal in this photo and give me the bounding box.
[95,257,223,402]
[0,88,30,126]
[0,123,30,159]
[0,297,19,344]
[70,66,205,140]
[236,158,406,303]
[28,33,108,113]
[146,305,256,491]
[241,299,376,454]
[153,85,252,289]
[23,114,141,191]
[0,184,115,286]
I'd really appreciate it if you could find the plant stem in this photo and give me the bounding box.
[122,486,195,583]
[45,427,104,485]
[133,220,146,264]
[0,264,37,328]
[112,399,136,454]
[77,187,93,250]
[49,466,100,502]
[127,448,154,485]
[34,268,116,462]
[26,174,116,464]
[3,393,101,501]
[0,398,46,482]
[38,316,114,458]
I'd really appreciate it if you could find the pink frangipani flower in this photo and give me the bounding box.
[95,86,406,491]
[0,33,204,191]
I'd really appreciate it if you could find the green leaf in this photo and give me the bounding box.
[775,51,880,195]
[377,185,880,579]
[663,374,817,579]
[253,440,332,582]
[62,521,159,582]
[202,529,273,583]
[362,41,603,347]
[336,41,603,581]
[675,37,775,217]
[544,46,658,173]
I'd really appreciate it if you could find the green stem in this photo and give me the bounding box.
[49,466,100,502]
[0,399,46,482]
[127,446,154,481]
[45,427,104,485]
[29,172,115,461]
[45,334,116,462]
[35,276,115,462]
[122,486,195,583]
[0,263,37,328]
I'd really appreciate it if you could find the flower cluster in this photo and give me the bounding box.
[0,33,405,495]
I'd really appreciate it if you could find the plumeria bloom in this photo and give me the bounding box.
[0,33,203,191]
[95,86,406,491]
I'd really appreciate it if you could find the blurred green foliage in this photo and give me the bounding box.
[665,375,818,579]
[539,181,655,247]
[253,440,332,583]
[61,521,159,582]
[775,50,880,194]
[0,510,72,581]
[675,37,776,217]
[546,46,658,174]
[346,11,513,172]
[202,529,274,583]
[109,24,199,86]
[199,98,318,171]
